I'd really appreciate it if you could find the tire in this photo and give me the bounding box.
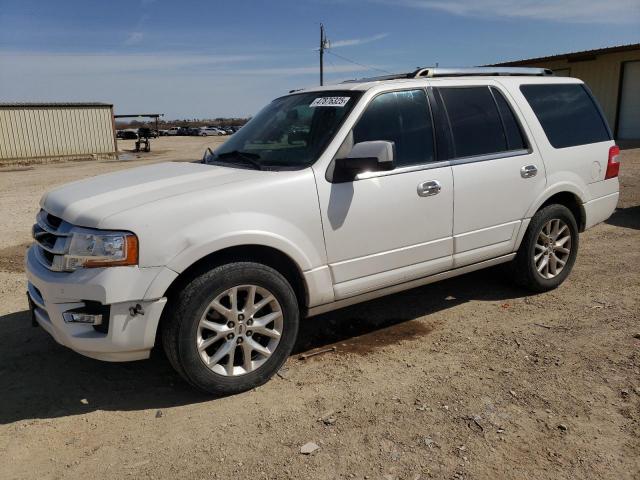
[513,204,579,292]
[161,262,300,395]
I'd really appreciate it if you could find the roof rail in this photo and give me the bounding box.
[342,66,553,83]
[413,67,553,77]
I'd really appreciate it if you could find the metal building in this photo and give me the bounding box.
[0,102,117,164]
[493,43,640,142]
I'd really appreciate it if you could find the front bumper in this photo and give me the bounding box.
[25,245,169,362]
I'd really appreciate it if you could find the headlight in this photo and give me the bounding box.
[54,230,138,271]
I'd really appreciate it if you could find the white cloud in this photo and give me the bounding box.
[330,33,389,48]
[0,51,259,74]
[383,0,640,23]
[0,51,375,117]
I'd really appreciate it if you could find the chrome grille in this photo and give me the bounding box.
[32,210,72,271]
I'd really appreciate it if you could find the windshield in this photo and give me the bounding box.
[206,90,361,170]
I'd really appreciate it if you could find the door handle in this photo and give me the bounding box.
[520,164,538,178]
[417,180,441,197]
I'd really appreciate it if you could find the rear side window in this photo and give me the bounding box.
[353,89,435,167]
[520,84,611,148]
[490,87,527,151]
[437,87,510,158]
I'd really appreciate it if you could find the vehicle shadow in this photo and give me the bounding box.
[605,205,640,230]
[0,267,528,424]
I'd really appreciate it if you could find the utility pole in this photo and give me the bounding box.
[319,23,329,86]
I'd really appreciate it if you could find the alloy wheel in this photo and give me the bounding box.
[196,285,283,376]
[534,218,572,279]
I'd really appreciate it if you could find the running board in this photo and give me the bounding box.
[306,253,516,317]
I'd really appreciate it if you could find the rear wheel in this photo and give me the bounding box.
[513,204,579,292]
[162,262,299,395]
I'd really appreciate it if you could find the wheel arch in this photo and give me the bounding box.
[538,191,586,232]
[162,244,309,313]
[526,184,587,232]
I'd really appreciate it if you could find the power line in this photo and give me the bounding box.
[325,49,393,75]
[318,23,393,81]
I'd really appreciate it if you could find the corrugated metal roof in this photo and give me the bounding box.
[0,102,113,108]
[491,43,640,67]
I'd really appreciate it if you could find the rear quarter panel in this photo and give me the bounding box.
[498,77,616,218]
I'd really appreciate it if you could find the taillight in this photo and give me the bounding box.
[605,145,620,179]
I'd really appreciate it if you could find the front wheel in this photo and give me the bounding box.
[513,204,579,292]
[161,262,300,395]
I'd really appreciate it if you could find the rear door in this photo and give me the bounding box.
[431,83,547,267]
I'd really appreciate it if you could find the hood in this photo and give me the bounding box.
[42,161,261,228]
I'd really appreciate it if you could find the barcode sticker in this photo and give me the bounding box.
[310,96,350,107]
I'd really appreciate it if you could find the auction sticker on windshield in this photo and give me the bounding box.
[310,96,350,107]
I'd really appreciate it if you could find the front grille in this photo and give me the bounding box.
[46,212,62,229]
[32,210,73,271]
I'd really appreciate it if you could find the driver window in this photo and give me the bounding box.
[353,89,435,167]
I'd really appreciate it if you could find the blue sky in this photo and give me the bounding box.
[1,0,638,119]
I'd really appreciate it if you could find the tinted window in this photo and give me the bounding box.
[211,91,360,169]
[353,89,434,167]
[437,87,507,158]
[520,84,611,148]
[490,87,527,151]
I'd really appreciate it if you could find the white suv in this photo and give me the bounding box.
[26,67,620,394]
[199,126,225,136]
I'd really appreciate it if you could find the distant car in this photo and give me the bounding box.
[199,127,224,136]
[158,129,170,136]
[166,127,180,136]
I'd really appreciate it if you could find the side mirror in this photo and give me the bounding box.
[333,141,395,182]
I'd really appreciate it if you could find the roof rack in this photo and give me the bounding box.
[343,66,553,83]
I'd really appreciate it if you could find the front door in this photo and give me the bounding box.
[314,89,454,299]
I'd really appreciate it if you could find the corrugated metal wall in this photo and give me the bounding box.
[0,103,117,162]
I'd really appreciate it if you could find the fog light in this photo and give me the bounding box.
[63,312,103,325]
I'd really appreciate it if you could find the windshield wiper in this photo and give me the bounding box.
[215,150,263,170]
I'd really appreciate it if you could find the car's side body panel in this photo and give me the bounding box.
[430,80,548,266]
[317,165,455,299]
[311,83,456,300]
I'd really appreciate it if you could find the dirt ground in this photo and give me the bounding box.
[0,137,638,480]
